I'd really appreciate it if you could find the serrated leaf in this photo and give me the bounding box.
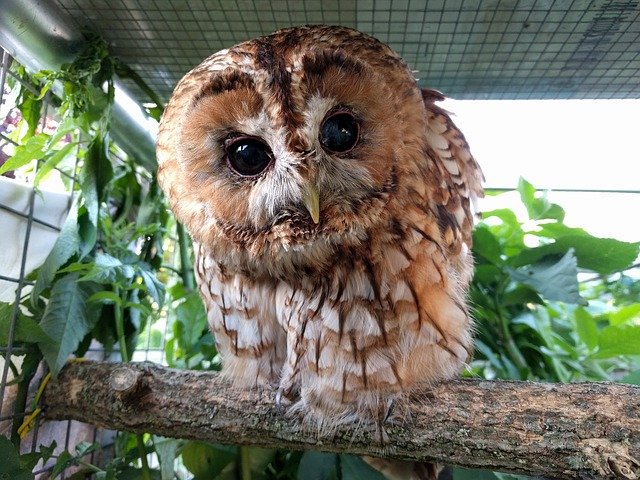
[511,235,639,275]
[32,200,80,304]
[593,325,640,358]
[473,226,503,265]
[609,304,640,326]
[0,435,35,480]
[153,436,180,480]
[507,249,585,305]
[297,451,338,480]
[38,273,100,376]
[34,142,77,186]
[0,302,54,345]
[139,267,165,307]
[517,177,564,221]
[574,307,598,350]
[0,133,48,175]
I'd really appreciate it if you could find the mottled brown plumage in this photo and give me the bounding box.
[157,25,483,478]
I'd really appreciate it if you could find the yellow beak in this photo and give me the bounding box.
[302,184,320,224]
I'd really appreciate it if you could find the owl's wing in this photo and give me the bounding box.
[422,88,484,247]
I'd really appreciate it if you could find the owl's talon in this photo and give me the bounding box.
[275,388,284,414]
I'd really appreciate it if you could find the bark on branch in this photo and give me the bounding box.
[42,361,640,479]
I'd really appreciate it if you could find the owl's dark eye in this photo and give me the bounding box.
[320,110,360,154]
[224,136,273,177]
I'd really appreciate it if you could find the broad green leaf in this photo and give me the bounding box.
[34,142,77,186]
[17,85,43,139]
[507,249,585,305]
[38,273,100,376]
[473,226,503,265]
[153,436,181,480]
[87,291,122,305]
[609,304,640,326]
[139,267,166,307]
[593,325,640,358]
[0,302,53,345]
[297,451,338,480]
[340,455,388,480]
[517,177,565,221]
[32,200,80,304]
[0,133,47,175]
[574,307,598,350]
[620,370,640,385]
[79,253,135,284]
[511,235,639,275]
[0,435,35,480]
[181,441,236,479]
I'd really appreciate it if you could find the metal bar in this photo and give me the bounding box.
[6,69,40,96]
[485,187,640,194]
[0,131,19,146]
[0,202,62,231]
[0,49,10,107]
[0,274,34,285]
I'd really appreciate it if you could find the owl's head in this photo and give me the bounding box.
[157,26,431,277]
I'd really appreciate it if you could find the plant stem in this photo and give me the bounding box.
[114,286,153,480]
[240,446,252,480]
[494,294,529,375]
[176,222,195,290]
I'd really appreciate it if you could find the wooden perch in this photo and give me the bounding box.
[42,361,639,479]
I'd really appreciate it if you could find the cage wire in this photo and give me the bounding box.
[0,47,182,477]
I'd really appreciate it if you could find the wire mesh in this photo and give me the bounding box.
[52,0,640,103]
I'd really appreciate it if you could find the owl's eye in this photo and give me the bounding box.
[320,110,360,154]
[224,136,273,177]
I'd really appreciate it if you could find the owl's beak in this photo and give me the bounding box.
[302,184,320,224]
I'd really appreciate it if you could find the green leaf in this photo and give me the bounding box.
[139,266,166,307]
[574,307,598,350]
[32,200,80,304]
[609,304,640,326]
[473,225,503,265]
[0,302,54,345]
[507,249,585,305]
[0,435,35,480]
[34,142,77,186]
[297,451,338,480]
[87,291,122,305]
[593,325,640,359]
[17,85,43,139]
[0,133,47,175]
[181,441,236,479]
[620,370,640,385]
[38,273,100,376]
[517,177,564,221]
[512,235,639,275]
[340,455,388,480]
[153,436,181,480]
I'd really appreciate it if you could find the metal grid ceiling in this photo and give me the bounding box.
[52,0,640,103]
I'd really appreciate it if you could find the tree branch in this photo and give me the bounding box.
[42,361,640,479]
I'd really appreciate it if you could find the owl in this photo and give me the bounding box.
[157,24,482,455]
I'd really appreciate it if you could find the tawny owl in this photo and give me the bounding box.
[157,23,482,449]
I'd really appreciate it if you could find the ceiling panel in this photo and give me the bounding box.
[52,0,640,103]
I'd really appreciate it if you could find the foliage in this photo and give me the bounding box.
[1,38,638,480]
